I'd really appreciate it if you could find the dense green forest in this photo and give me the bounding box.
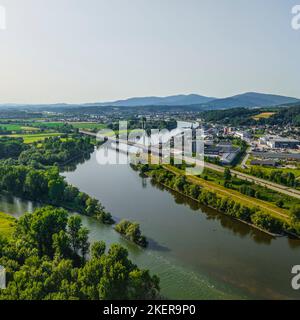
[266,104,300,126]
[0,133,161,300]
[18,136,94,167]
[0,207,160,300]
[199,108,258,125]
[0,165,113,224]
[0,137,27,159]
[199,104,300,126]
[0,135,113,224]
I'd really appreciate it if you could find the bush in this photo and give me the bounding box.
[251,211,284,234]
[115,220,148,247]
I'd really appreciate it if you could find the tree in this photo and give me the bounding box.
[0,207,160,300]
[189,184,200,199]
[63,185,80,203]
[174,176,187,192]
[98,244,133,300]
[52,230,71,259]
[48,178,65,202]
[0,137,26,159]
[115,220,148,247]
[16,207,68,257]
[290,205,300,221]
[85,198,100,216]
[24,170,48,198]
[276,199,284,208]
[67,216,83,253]
[223,168,232,181]
[128,269,160,300]
[91,241,106,259]
[251,211,284,234]
[78,227,90,261]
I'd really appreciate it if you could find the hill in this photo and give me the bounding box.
[92,94,215,107]
[199,92,299,109]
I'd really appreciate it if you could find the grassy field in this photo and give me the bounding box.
[0,123,40,132]
[30,121,107,131]
[241,161,300,178]
[2,121,107,131]
[7,133,63,144]
[29,122,67,129]
[163,164,290,222]
[0,212,16,239]
[0,121,108,132]
[252,112,276,120]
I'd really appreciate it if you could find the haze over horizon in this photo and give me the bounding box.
[0,0,299,104]
[0,91,298,107]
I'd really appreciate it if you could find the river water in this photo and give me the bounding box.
[1,146,300,299]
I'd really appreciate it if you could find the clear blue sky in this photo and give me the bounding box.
[0,0,299,103]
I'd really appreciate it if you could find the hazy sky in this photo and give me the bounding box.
[0,0,299,103]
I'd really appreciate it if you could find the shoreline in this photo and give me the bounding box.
[139,170,285,238]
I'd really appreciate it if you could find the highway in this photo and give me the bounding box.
[80,130,300,200]
[191,160,300,200]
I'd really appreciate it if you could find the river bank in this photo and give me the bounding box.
[139,169,280,238]
[61,147,300,299]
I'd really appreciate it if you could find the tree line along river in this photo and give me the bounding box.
[1,146,300,299]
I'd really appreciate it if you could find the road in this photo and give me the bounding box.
[80,130,300,200]
[197,160,300,200]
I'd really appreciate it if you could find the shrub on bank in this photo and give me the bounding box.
[115,220,148,247]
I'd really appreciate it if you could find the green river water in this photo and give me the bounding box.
[1,147,300,299]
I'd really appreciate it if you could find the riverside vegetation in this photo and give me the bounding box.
[0,135,149,241]
[115,220,148,248]
[0,134,159,300]
[0,135,113,224]
[0,207,160,300]
[135,163,300,237]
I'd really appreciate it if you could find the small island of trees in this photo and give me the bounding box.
[115,220,148,248]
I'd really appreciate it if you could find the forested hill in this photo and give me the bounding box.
[266,104,300,126]
[199,108,258,125]
[199,104,300,126]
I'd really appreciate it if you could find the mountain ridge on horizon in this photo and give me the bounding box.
[0,92,299,109]
[84,91,300,109]
[91,93,216,107]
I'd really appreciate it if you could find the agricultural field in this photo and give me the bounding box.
[0,212,16,239]
[29,122,68,129]
[7,133,63,144]
[0,121,108,132]
[252,112,276,120]
[27,121,107,131]
[0,123,40,132]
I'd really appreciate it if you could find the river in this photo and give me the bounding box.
[1,146,300,299]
